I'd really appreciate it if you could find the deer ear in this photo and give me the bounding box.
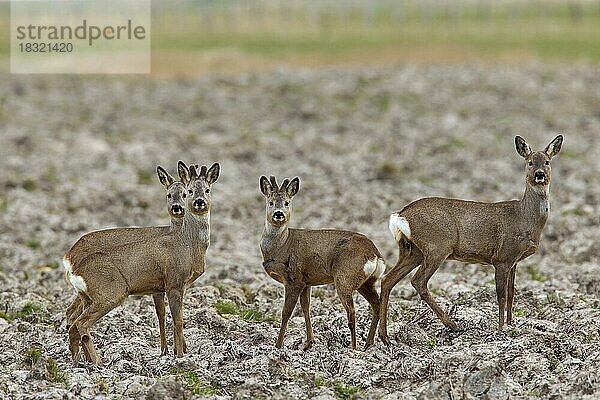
[157,166,174,189]
[544,135,563,158]
[206,163,220,184]
[515,136,532,158]
[259,176,272,196]
[177,161,190,185]
[287,177,300,198]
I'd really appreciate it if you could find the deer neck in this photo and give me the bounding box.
[261,222,289,259]
[169,217,184,233]
[177,212,210,252]
[519,182,550,238]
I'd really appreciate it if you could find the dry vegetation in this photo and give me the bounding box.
[0,64,598,399]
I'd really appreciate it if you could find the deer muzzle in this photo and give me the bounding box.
[193,198,207,211]
[534,170,546,183]
[171,204,184,216]
[272,210,285,222]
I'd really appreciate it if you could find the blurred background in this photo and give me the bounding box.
[1,0,600,74]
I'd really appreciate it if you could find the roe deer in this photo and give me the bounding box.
[64,161,220,364]
[176,161,220,286]
[260,176,385,350]
[379,135,563,343]
[65,165,185,357]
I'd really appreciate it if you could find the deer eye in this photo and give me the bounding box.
[545,160,550,166]
[528,161,533,166]
[167,194,172,199]
[188,190,193,194]
[284,201,290,207]
[205,188,210,194]
[269,201,274,207]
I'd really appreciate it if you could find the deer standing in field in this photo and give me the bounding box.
[65,166,185,357]
[379,135,563,343]
[64,161,219,364]
[260,176,385,350]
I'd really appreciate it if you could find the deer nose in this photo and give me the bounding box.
[534,170,546,183]
[171,204,184,215]
[273,210,285,221]
[193,198,206,210]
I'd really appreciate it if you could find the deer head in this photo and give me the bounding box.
[157,165,187,219]
[177,161,220,215]
[259,175,300,228]
[515,134,563,189]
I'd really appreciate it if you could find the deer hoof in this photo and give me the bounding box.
[446,321,460,331]
[379,334,391,346]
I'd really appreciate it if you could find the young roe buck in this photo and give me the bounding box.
[64,161,220,364]
[65,166,185,357]
[379,135,563,343]
[260,176,385,350]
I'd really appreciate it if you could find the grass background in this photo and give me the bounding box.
[1,0,599,74]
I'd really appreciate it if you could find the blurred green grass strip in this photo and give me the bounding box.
[150,0,600,62]
[2,1,599,63]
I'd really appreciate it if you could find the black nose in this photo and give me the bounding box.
[171,204,183,214]
[193,198,206,209]
[273,211,285,220]
[534,171,546,180]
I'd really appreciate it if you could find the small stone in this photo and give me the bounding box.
[487,378,509,400]
[17,321,32,332]
[146,377,185,400]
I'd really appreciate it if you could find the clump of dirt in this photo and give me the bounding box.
[0,64,598,399]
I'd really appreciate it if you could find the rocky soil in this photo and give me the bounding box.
[0,64,598,399]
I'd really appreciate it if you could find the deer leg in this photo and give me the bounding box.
[299,286,314,350]
[68,324,82,366]
[66,296,82,331]
[167,288,185,357]
[276,285,303,349]
[411,254,458,330]
[379,249,423,344]
[186,271,202,288]
[506,266,517,325]
[68,293,92,365]
[494,266,510,330]
[153,294,168,356]
[74,299,120,365]
[336,286,357,350]
[358,278,380,350]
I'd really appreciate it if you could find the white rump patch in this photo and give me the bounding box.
[389,214,411,241]
[69,274,88,293]
[373,258,385,279]
[63,256,87,293]
[363,258,386,279]
[363,259,377,277]
[62,256,73,274]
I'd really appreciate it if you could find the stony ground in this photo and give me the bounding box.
[0,64,598,400]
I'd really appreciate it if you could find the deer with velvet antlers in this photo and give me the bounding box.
[260,175,386,350]
[63,161,219,364]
